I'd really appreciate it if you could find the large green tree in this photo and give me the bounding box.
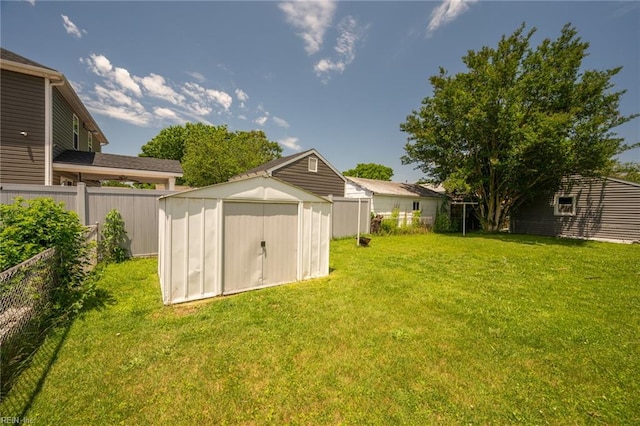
[401,24,638,231]
[139,123,282,187]
[609,162,640,184]
[343,163,394,181]
[140,125,185,161]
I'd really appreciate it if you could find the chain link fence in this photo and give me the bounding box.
[0,248,57,399]
[0,225,99,400]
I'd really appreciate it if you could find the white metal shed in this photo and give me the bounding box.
[158,176,332,305]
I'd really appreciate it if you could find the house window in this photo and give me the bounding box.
[413,201,420,211]
[308,157,318,173]
[88,131,93,152]
[73,114,79,150]
[554,195,576,216]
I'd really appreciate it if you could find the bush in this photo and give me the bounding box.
[99,209,129,263]
[433,199,453,233]
[0,197,90,314]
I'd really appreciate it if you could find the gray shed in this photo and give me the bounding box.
[158,176,332,304]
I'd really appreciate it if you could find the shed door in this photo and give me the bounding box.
[223,202,298,294]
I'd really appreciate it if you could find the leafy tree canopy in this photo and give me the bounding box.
[139,123,282,187]
[343,163,394,181]
[401,23,638,231]
[609,161,640,184]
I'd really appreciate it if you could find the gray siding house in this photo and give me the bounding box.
[0,48,182,188]
[511,176,640,243]
[230,149,346,197]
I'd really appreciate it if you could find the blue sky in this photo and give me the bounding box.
[2,0,638,183]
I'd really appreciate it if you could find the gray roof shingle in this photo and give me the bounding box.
[54,150,183,174]
[1,48,57,71]
[346,177,443,198]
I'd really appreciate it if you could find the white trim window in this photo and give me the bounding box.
[308,157,318,173]
[88,131,93,152]
[554,195,576,216]
[73,114,80,150]
[412,201,420,211]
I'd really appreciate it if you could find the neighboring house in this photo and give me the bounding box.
[230,148,346,197]
[345,177,444,226]
[511,176,640,243]
[0,48,182,189]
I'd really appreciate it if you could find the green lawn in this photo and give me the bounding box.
[2,233,639,424]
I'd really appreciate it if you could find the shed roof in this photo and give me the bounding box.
[346,177,443,198]
[162,175,331,203]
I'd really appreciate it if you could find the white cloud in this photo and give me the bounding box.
[136,73,185,105]
[279,1,336,55]
[279,137,301,151]
[272,117,289,128]
[186,71,206,83]
[82,54,142,96]
[426,0,477,37]
[154,107,180,120]
[315,16,368,82]
[24,0,36,6]
[255,116,268,126]
[182,82,232,113]
[207,89,233,111]
[82,84,152,126]
[235,88,249,102]
[237,114,247,121]
[61,15,86,38]
[79,53,233,126]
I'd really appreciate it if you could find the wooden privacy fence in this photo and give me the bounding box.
[1,185,373,256]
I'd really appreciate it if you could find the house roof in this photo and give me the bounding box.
[231,148,347,182]
[0,48,56,71]
[53,150,182,183]
[346,177,443,198]
[1,47,108,146]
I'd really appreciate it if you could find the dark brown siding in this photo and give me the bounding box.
[272,155,345,197]
[0,70,46,184]
[512,177,640,242]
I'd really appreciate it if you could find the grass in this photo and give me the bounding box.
[1,233,639,424]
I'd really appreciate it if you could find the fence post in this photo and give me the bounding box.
[76,182,87,225]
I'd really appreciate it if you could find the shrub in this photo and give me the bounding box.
[433,199,453,233]
[0,197,90,314]
[99,209,129,263]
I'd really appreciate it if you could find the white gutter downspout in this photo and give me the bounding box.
[45,78,65,185]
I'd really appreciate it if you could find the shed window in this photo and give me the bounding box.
[308,157,318,173]
[73,114,79,150]
[413,201,420,211]
[554,196,576,216]
[88,132,93,152]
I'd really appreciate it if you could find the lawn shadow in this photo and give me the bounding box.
[449,231,589,247]
[81,287,117,314]
[0,286,115,417]
[0,316,72,418]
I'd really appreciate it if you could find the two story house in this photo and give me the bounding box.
[0,48,182,189]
